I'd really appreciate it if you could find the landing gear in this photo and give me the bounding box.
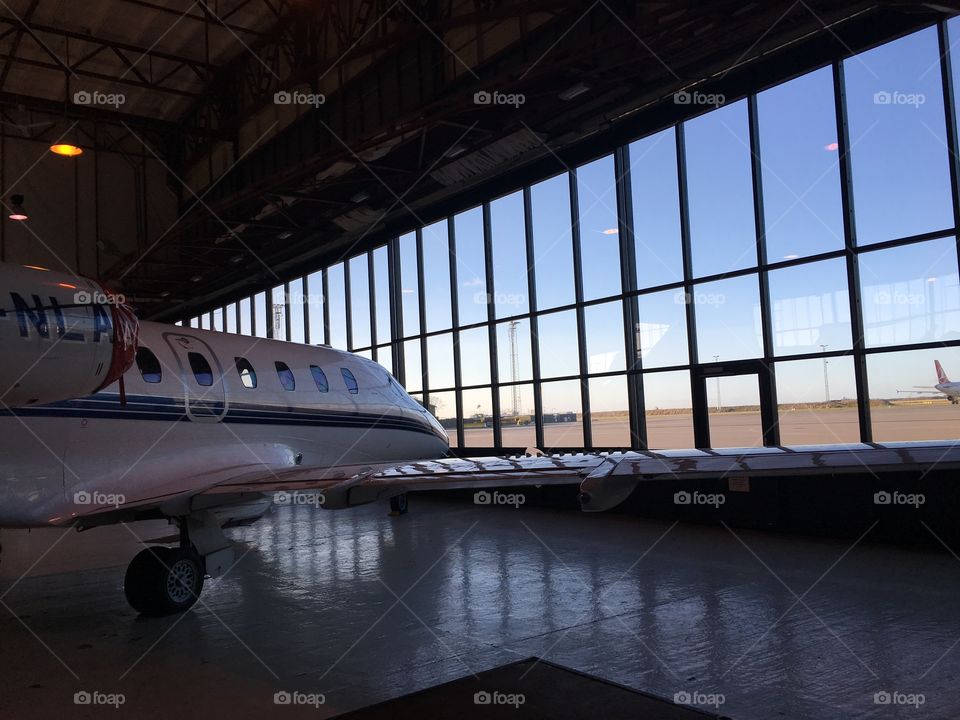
[389,493,408,516]
[124,546,204,615]
[123,511,233,615]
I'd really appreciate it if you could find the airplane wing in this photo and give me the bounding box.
[897,388,942,394]
[69,441,960,529]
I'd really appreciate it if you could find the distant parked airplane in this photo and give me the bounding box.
[897,360,960,404]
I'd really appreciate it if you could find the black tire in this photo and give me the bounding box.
[389,493,408,515]
[124,547,204,615]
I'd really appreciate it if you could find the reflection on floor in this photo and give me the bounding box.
[1,498,958,719]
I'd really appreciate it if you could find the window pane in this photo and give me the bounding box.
[537,310,579,378]
[686,99,757,276]
[340,368,358,394]
[327,263,347,349]
[189,352,213,386]
[200,313,210,330]
[404,339,422,392]
[769,257,852,356]
[454,206,488,327]
[211,307,223,332]
[376,345,393,375]
[489,191,530,318]
[584,301,625,374]
[310,365,328,392]
[707,375,763,448]
[776,356,858,444]
[636,289,688,368]
[643,370,694,449]
[427,333,455,389]
[253,292,266,338]
[423,220,453,331]
[867,347,960,441]
[189,317,199,329]
[399,232,420,336]
[499,383,535,447]
[349,255,371,349]
[462,387,493,447]
[459,326,490,386]
[541,379,582,447]
[289,279,305,343]
[306,271,324,345]
[845,27,953,245]
[496,319,532,383]
[589,375,630,447]
[859,238,960,348]
[236,357,257,388]
[238,298,251,335]
[135,347,161,383]
[276,361,295,391]
[271,285,286,341]
[577,155,621,301]
[758,66,844,261]
[694,275,763,362]
[531,173,575,309]
[630,127,683,289]
[425,390,457,447]
[373,246,391,344]
[225,303,237,334]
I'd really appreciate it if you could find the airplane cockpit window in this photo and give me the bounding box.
[341,367,359,394]
[137,345,162,382]
[310,365,329,392]
[275,361,296,391]
[235,357,257,388]
[135,347,162,383]
[188,352,214,386]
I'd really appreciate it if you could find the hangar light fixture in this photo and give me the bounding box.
[49,143,83,157]
[350,190,370,203]
[559,82,590,101]
[8,194,28,221]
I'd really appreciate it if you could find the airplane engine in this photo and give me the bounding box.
[0,263,138,407]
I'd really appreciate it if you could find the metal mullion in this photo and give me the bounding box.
[388,239,404,382]
[676,123,707,447]
[833,60,872,442]
[615,144,645,449]
[367,251,377,361]
[448,216,464,447]
[234,301,241,336]
[321,267,331,348]
[568,168,592,449]
[416,228,429,400]
[938,21,960,278]
[748,94,780,447]
[524,185,545,450]
[344,258,353,351]
[303,277,311,345]
[483,202,502,448]
[283,281,292,341]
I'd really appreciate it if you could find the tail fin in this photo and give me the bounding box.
[936,360,949,384]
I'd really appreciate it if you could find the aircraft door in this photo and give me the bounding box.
[163,332,228,422]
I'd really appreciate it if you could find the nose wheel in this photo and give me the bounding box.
[124,546,204,615]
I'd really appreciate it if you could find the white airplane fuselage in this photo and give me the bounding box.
[0,320,449,528]
[934,382,960,400]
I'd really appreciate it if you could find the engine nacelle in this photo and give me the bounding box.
[0,263,138,407]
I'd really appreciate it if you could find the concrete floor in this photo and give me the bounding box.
[1,498,959,719]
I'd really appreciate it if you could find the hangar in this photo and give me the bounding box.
[3,0,960,717]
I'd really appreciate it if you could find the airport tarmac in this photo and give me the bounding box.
[455,405,960,449]
[2,498,959,719]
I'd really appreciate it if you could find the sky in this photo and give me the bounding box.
[195,22,960,431]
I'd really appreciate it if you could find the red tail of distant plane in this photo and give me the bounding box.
[936,360,949,384]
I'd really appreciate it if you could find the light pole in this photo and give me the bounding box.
[713,355,722,411]
[819,344,829,403]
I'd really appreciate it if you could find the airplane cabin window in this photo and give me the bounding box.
[311,365,329,392]
[341,367,359,394]
[275,361,296,391]
[135,347,162,383]
[235,357,257,388]
[188,352,214,386]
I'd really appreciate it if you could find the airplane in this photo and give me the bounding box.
[3,262,960,616]
[896,360,960,404]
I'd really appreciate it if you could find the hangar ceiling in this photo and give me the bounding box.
[0,0,957,319]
